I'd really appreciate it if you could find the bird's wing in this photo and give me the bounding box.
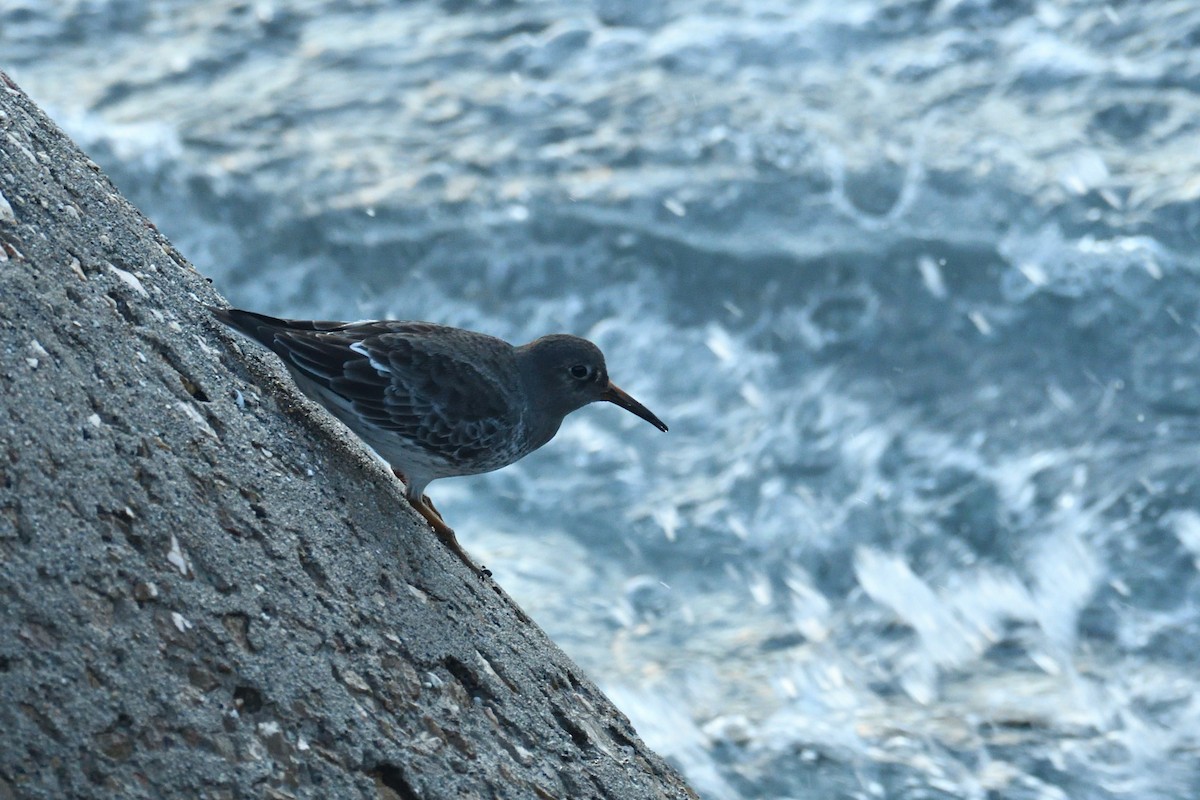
[270,322,521,462]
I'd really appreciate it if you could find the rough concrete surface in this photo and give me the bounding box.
[0,73,697,800]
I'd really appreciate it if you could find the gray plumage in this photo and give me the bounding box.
[208,307,667,574]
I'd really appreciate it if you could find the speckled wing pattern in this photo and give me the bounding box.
[255,318,526,472]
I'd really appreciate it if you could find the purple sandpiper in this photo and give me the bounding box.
[209,307,667,576]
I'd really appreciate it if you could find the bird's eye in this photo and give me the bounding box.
[569,364,592,380]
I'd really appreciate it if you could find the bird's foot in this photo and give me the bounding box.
[411,496,490,579]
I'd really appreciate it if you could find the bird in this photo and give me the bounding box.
[208,307,668,576]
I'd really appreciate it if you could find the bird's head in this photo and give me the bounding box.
[519,334,668,433]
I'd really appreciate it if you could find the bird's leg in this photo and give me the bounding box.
[392,468,441,518]
[392,470,488,577]
[409,493,491,579]
[421,493,445,522]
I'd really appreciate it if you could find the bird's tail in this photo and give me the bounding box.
[206,306,296,351]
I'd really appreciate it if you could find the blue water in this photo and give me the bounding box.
[8,1,1200,797]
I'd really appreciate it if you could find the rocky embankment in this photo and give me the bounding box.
[0,73,696,800]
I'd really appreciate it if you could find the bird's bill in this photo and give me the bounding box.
[602,382,668,432]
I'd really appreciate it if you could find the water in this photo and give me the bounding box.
[7,1,1200,797]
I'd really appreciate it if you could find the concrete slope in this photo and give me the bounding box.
[0,73,697,800]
